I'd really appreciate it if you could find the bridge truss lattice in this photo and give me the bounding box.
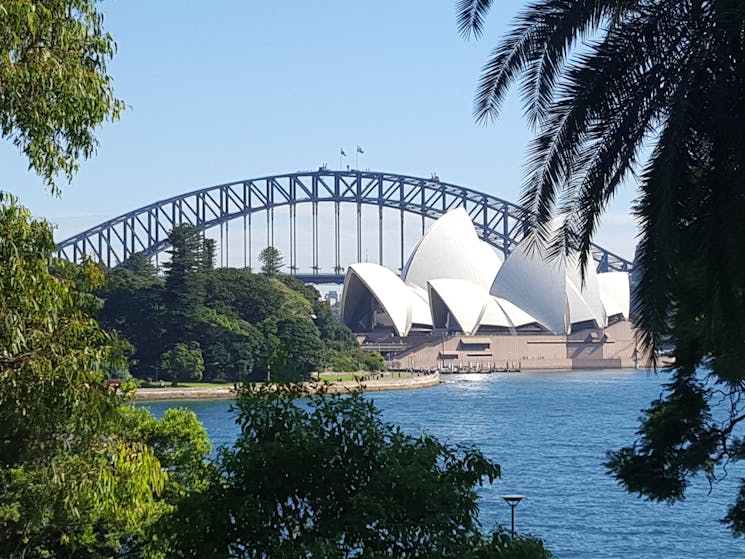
[56,170,632,282]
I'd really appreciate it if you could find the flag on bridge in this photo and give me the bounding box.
[340,148,347,157]
[356,145,364,154]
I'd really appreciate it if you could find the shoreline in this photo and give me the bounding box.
[131,372,441,401]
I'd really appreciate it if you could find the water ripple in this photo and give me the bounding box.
[145,370,745,558]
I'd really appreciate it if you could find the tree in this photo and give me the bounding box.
[121,251,158,277]
[0,194,169,557]
[99,253,166,376]
[164,225,209,289]
[164,386,551,558]
[158,342,205,385]
[205,268,285,323]
[203,237,216,270]
[163,225,211,343]
[255,317,283,381]
[0,0,125,192]
[273,315,324,381]
[458,0,745,534]
[259,245,284,276]
[192,306,263,382]
[117,406,213,501]
[280,276,356,349]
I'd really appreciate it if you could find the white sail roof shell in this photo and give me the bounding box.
[340,211,631,337]
[490,241,569,334]
[403,208,502,291]
[407,283,434,327]
[341,263,413,336]
[566,255,607,327]
[494,297,539,328]
[427,279,494,334]
[597,272,631,319]
[566,279,599,326]
[489,215,618,333]
[427,279,518,334]
[479,297,515,329]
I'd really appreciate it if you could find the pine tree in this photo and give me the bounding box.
[259,246,284,276]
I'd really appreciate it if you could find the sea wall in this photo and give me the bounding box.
[318,372,440,394]
[132,372,441,401]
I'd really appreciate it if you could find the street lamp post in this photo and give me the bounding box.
[501,494,524,538]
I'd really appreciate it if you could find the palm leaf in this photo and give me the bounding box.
[473,0,628,125]
[632,98,693,364]
[456,0,494,39]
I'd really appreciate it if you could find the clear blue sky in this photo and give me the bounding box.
[0,0,638,261]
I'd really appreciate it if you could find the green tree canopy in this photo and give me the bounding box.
[158,342,205,385]
[163,224,213,343]
[205,268,285,323]
[459,0,745,534]
[259,245,284,276]
[274,315,324,381]
[121,251,158,277]
[0,0,125,192]
[164,386,549,558]
[101,261,359,382]
[0,194,183,557]
[98,253,165,376]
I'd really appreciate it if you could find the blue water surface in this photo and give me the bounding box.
[144,370,745,559]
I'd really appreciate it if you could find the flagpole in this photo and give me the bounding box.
[340,148,348,170]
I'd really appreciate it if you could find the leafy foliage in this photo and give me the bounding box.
[117,406,213,501]
[259,245,284,276]
[0,0,125,192]
[100,246,363,382]
[467,529,553,559]
[0,194,213,557]
[158,342,205,385]
[165,385,515,558]
[324,347,386,373]
[0,193,117,466]
[99,257,165,375]
[163,224,213,343]
[461,0,745,535]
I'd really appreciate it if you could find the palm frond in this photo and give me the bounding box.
[520,2,689,269]
[570,0,716,285]
[521,0,622,127]
[632,99,693,365]
[474,0,629,125]
[456,0,494,40]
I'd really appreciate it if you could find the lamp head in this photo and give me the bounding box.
[501,494,524,507]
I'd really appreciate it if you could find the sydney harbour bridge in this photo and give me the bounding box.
[55,170,633,282]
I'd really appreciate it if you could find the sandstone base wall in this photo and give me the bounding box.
[387,320,641,372]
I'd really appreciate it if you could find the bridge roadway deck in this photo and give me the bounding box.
[292,273,345,284]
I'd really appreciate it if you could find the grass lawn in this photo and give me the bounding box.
[139,374,414,388]
[137,381,234,389]
[317,373,374,382]
[315,372,412,382]
[177,381,234,388]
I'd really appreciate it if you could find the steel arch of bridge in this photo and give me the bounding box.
[56,170,632,279]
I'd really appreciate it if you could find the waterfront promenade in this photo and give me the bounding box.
[132,372,441,401]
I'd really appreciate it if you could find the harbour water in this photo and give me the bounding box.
[144,369,745,558]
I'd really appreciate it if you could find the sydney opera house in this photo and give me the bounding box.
[340,209,638,371]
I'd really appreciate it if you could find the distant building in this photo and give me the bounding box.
[340,208,637,371]
[325,290,339,306]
